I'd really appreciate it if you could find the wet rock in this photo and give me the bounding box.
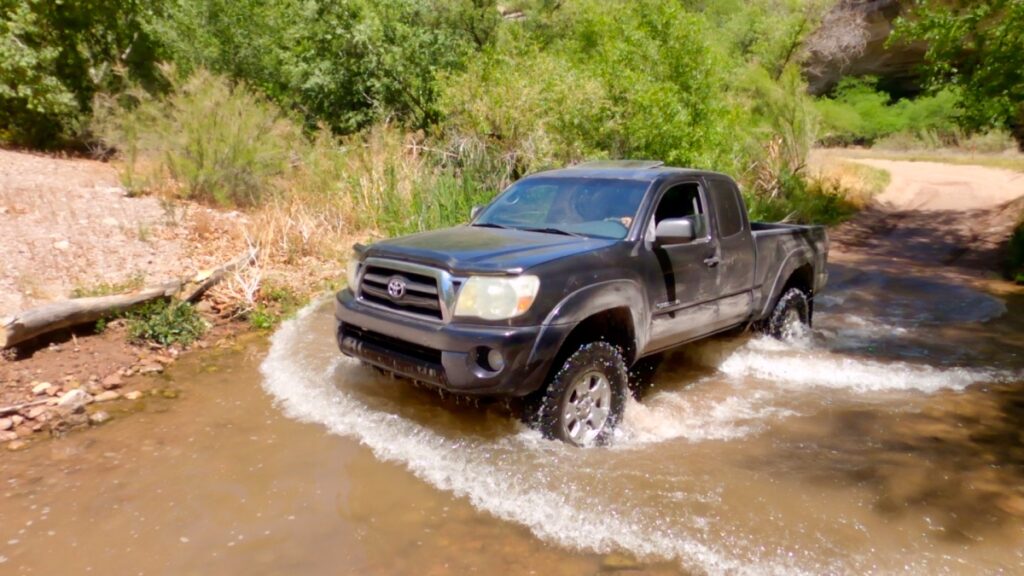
[25,406,48,420]
[6,440,27,451]
[159,389,179,399]
[0,430,17,442]
[31,381,51,395]
[123,390,143,400]
[15,425,33,438]
[0,418,11,431]
[56,389,92,412]
[93,391,120,402]
[138,363,164,375]
[89,411,111,425]
[600,553,642,571]
[101,373,124,389]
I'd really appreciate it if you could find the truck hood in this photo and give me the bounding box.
[363,226,615,274]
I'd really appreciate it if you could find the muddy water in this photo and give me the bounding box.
[3,264,1024,575]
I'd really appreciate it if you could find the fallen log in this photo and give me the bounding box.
[0,281,181,349]
[179,247,258,303]
[0,398,51,416]
[0,248,259,350]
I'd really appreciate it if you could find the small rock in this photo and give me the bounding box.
[153,355,175,365]
[0,431,17,442]
[0,418,11,431]
[89,411,111,425]
[32,381,51,395]
[53,239,70,251]
[600,553,642,571]
[101,373,124,389]
[138,363,164,375]
[10,415,24,426]
[123,391,143,400]
[15,426,33,438]
[7,440,27,451]
[159,389,179,399]
[25,406,48,420]
[85,382,104,395]
[102,217,120,227]
[93,391,120,402]
[56,389,92,412]
[45,384,61,396]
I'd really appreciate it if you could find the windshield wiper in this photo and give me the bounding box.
[472,222,508,229]
[520,226,584,237]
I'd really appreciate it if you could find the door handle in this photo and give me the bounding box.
[703,256,720,268]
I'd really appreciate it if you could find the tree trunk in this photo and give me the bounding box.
[0,282,181,349]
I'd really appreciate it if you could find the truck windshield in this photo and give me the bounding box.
[474,177,649,239]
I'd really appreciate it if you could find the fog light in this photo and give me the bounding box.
[486,348,505,372]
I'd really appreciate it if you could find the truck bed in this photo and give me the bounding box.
[749,221,829,318]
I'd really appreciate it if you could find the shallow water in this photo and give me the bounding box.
[2,262,1024,575]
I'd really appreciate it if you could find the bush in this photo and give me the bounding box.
[124,299,207,346]
[815,77,961,147]
[745,170,859,226]
[441,0,742,175]
[95,69,303,206]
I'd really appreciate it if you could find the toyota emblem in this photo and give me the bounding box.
[386,276,407,300]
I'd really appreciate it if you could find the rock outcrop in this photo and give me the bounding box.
[804,0,928,96]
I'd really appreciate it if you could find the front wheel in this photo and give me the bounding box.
[762,287,811,339]
[530,341,628,447]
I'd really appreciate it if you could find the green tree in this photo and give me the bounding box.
[894,0,1024,149]
[0,0,165,147]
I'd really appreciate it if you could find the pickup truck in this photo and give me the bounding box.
[335,161,828,446]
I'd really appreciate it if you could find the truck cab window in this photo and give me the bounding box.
[653,183,706,239]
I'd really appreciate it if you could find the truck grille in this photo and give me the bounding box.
[358,264,444,320]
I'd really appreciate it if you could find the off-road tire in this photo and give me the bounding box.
[763,287,811,339]
[627,354,663,400]
[529,341,628,447]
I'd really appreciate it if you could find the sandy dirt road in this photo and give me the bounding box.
[829,157,1024,279]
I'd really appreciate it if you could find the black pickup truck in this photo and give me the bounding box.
[335,161,828,446]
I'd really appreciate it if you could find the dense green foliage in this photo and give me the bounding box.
[0,0,165,147]
[123,299,207,346]
[815,77,960,146]
[159,0,498,133]
[5,0,926,229]
[894,0,1024,149]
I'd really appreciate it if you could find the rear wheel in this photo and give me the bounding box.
[763,287,811,339]
[530,341,627,447]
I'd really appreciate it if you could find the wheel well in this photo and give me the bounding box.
[784,263,814,296]
[549,307,637,378]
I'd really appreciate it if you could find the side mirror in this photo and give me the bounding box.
[655,217,696,246]
[470,205,483,221]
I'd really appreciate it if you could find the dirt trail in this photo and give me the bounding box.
[830,158,1024,278]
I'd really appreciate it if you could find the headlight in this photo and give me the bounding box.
[346,259,362,289]
[454,275,540,320]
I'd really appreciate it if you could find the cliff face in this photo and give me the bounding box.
[804,0,929,96]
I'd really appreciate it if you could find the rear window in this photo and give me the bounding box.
[708,178,744,238]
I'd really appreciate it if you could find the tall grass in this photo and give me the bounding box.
[95,71,507,301]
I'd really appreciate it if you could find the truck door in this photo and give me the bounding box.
[643,181,721,351]
[705,177,756,327]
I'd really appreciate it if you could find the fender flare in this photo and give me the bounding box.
[526,279,648,369]
[758,248,815,319]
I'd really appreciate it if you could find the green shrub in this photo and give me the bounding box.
[746,170,858,226]
[95,69,303,206]
[124,299,207,346]
[815,77,960,147]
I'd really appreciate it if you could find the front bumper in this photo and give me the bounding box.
[334,290,553,396]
